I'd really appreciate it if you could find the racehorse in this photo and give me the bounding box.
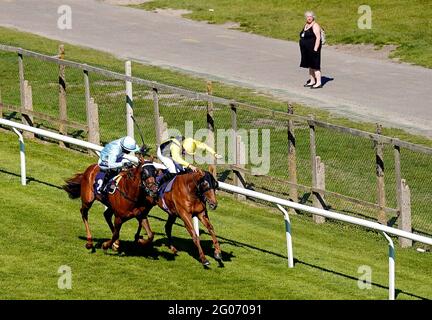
[62,156,158,252]
[159,170,222,266]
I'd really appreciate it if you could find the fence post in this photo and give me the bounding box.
[152,88,161,148]
[314,156,326,224]
[83,69,100,146]
[22,80,34,139]
[287,104,298,205]
[309,116,325,223]
[230,102,237,166]
[125,60,134,138]
[58,44,67,147]
[207,81,216,177]
[375,124,386,224]
[234,135,246,201]
[399,179,412,248]
[18,52,25,113]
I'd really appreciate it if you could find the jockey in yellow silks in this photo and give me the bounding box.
[157,135,222,174]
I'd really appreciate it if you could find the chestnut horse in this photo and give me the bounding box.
[63,158,158,252]
[159,170,221,266]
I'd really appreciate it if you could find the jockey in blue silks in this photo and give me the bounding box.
[98,136,140,193]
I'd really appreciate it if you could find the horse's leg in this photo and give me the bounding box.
[103,207,114,233]
[81,201,94,250]
[165,214,178,254]
[198,211,222,261]
[102,216,123,251]
[134,217,143,243]
[135,216,154,247]
[180,210,209,266]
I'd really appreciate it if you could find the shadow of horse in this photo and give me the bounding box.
[78,235,234,268]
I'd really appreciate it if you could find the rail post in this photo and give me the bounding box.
[383,232,395,300]
[277,204,294,268]
[12,128,26,186]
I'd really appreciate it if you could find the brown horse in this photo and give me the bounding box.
[63,158,158,252]
[159,170,222,266]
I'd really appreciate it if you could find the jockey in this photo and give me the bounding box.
[98,136,140,193]
[156,135,222,184]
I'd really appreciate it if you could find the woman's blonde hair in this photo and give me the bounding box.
[304,11,315,19]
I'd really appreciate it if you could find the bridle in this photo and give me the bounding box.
[194,172,218,204]
[117,163,158,203]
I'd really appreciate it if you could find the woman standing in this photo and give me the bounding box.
[299,11,323,89]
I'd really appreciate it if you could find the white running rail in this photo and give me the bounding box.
[1,118,431,300]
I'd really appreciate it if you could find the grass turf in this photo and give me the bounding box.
[0,130,431,300]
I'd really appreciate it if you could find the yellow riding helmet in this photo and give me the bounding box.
[182,137,197,155]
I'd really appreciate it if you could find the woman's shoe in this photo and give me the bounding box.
[310,84,323,89]
[304,80,315,87]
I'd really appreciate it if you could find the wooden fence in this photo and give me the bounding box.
[2,44,432,246]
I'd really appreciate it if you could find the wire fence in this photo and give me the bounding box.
[1,44,432,242]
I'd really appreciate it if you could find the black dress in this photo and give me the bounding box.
[299,25,321,70]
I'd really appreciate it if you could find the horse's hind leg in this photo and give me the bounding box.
[165,214,178,254]
[81,202,94,250]
[198,211,222,261]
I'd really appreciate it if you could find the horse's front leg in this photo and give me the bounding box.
[198,211,222,261]
[180,209,209,266]
[135,209,154,247]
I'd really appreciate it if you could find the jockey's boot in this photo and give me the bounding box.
[102,170,117,194]
[157,172,176,188]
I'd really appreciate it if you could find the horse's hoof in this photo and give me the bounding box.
[112,242,120,252]
[202,259,210,266]
[214,252,223,261]
[85,243,94,250]
[102,242,110,251]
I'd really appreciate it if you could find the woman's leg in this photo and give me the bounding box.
[309,68,316,84]
[313,69,322,87]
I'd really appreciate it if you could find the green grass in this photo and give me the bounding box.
[0,130,431,300]
[134,0,432,68]
[1,26,432,235]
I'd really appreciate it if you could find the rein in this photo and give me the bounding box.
[115,163,157,204]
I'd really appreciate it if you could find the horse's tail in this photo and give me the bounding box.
[63,173,83,199]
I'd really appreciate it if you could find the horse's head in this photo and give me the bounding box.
[197,171,219,210]
[140,162,158,198]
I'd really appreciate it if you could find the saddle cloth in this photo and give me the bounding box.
[94,171,122,196]
[158,175,177,214]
